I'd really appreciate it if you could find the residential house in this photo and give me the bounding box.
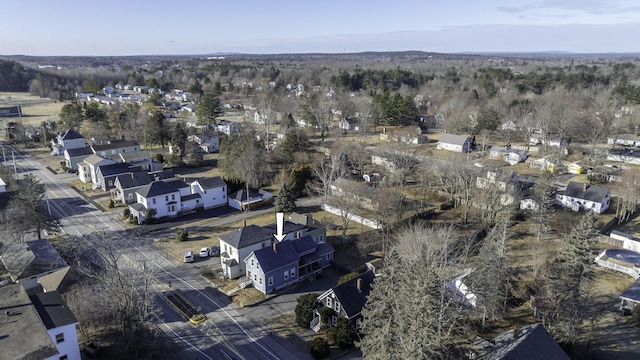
[339,117,359,131]
[529,134,568,148]
[415,124,429,135]
[588,164,624,183]
[190,177,227,209]
[607,134,640,147]
[566,161,587,174]
[469,323,569,360]
[0,283,81,360]
[128,181,182,224]
[90,140,140,157]
[489,146,528,165]
[311,270,375,332]
[476,170,519,191]
[217,120,241,135]
[51,129,86,156]
[556,181,611,214]
[63,147,93,170]
[110,169,175,204]
[500,120,519,131]
[607,148,640,165]
[77,154,116,184]
[437,134,471,153]
[107,150,159,172]
[95,163,144,191]
[330,179,382,211]
[228,188,273,211]
[527,156,562,173]
[187,131,220,153]
[219,221,327,279]
[164,178,191,197]
[0,239,69,292]
[244,235,334,294]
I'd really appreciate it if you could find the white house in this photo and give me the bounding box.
[129,181,182,224]
[90,140,140,157]
[217,120,241,135]
[607,134,640,147]
[190,177,227,209]
[228,188,273,211]
[437,134,471,153]
[556,181,611,214]
[51,129,86,156]
[0,284,81,360]
[78,154,116,184]
[339,117,359,131]
[187,131,220,153]
[489,146,528,165]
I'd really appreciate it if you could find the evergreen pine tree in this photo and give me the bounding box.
[274,183,297,213]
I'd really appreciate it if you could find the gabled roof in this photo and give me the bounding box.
[91,140,139,152]
[82,154,113,166]
[115,172,153,189]
[0,284,59,360]
[324,270,375,319]
[250,241,299,273]
[164,179,190,190]
[60,129,84,140]
[561,181,610,203]
[113,150,150,162]
[137,180,180,198]
[439,133,470,146]
[0,240,68,282]
[479,324,569,360]
[149,169,175,180]
[30,291,78,329]
[65,146,93,158]
[291,235,317,256]
[219,221,306,249]
[193,176,226,190]
[98,163,142,177]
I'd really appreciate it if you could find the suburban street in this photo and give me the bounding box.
[1,143,311,360]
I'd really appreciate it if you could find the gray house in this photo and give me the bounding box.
[437,134,471,153]
[244,235,334,294]
[95,163,144,191]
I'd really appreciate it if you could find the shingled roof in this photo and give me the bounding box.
[0,240,68,282]
[219,221,307,249]
[327,270,375,319]
[137,180,180,198]
[193,176,226,189]
[477,323,569,360]
[561,181,610,203]
[439,133,470,146]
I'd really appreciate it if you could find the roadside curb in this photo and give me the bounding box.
[69,184,107,212]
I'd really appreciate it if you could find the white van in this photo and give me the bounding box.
[183,251,194,263]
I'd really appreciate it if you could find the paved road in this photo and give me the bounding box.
[2,143,304,360]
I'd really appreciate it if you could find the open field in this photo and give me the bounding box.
[0,92,63,127]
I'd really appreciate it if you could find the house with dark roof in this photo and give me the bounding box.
[437,133,471,153]
[469,323,569,360]
[63,147,93,170]
[228,188,273,211]
[219,221,326,279]
[110,169,174,204]
[0,239,69,292]
[556,181,611,214]
[128,181,182,224]
[0,283,81,360]
[244,235,334,294]
[190,177,227,209]
[217,119,241,135]
[90,140,140,157]
[95,163,144,191]
[107,150,159,172]
[311,269,376,332]
[51,129,86,156]
[620,277,640,313]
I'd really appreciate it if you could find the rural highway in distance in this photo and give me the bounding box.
[2,143,302,360]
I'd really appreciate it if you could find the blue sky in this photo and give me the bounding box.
[2,0,639,55]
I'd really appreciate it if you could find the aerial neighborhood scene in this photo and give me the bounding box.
[3,1,640,360]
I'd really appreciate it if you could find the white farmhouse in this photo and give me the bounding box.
[437,134,471,153]
[556,181,611,214]
[190,177,227,209]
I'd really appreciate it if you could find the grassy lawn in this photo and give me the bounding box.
[0,92,64,127]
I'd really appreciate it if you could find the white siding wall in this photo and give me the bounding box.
[45,323,81,360]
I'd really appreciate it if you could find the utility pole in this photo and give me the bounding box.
[12,150,17,180]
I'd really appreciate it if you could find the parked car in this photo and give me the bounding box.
[210,245,220,257]
[183,251,194,263]
[199,247,210,258]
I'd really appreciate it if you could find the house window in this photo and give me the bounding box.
[223,195,226,199]
[284,271,289,280]
[327,298,332,309]
[291,268,296,278]
[152,198,156,204]
[319,235,324,242]
[356,318,362,330]
[171,205,175,212]
[60,356,68,360]
[326,253,332,261]
[108,180,113,187]
[259,277,263,285]
[172,194,175,200]
[268,277,273,286]
[204,190,207,194]
[55,333,65,343]
[334,301,340,313]
[251,259,254,266]
[331,315,337,327]
[128,193,133,199]
[165,195,169,201]
[254,274,257,281]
